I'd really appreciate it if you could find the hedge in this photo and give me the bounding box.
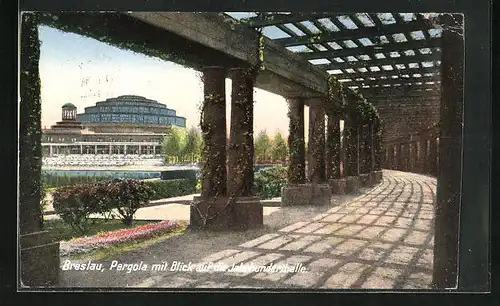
[42,173,111,189]
[144,179,196,200]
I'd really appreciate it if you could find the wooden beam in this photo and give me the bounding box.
[357,84,441,98]
[274,19,434,47]
[318,52,440,70]
[341,75,439,87]
[301,37,441,60]
[245,13,337,27]
[329,66,440,80]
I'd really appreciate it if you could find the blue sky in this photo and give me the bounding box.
[38,23,304,137]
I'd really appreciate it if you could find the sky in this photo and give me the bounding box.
[38,23,311,139]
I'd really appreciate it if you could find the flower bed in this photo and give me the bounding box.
[60,220,183,256]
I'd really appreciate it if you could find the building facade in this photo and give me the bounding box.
[42,95,186,156]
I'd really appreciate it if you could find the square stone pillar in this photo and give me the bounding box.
[432,14,464,289]
[227,67,262,229]
[19,13,59,287]
[190,66,229,230]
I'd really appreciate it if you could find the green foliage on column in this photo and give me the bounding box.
[287,98,306,184]
[20,12,43,233]
[200,67,227,198]
[228,67,255,197]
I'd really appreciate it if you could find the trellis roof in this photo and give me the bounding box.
[226,12,443,100]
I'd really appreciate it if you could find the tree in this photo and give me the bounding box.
[254,129,271,163]
[161,126,186,163]
[182,127,203,162]
[271,131,288,162]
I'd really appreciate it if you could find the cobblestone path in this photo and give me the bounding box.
[60,170,436,289]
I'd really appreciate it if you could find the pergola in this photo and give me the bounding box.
[18,11,467,290]
[227,12,442,101]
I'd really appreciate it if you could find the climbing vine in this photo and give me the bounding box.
[20,12,44,233]
[192,18,266,229]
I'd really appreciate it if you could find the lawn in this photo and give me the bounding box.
[43,218,159,242]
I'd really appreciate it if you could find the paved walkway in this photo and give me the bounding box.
[59,170,436,289]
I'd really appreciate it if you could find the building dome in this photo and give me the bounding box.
[76,95,186,133]
[62,103,77,109]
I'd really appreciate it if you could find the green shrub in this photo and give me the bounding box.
[52,183,104,234]
[107,179,155,226]
[144,179,196,200]
[52,178,196,231]
[254,165,288,199]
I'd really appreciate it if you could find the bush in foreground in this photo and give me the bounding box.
[53,179,156,233]
[52,183,105,234]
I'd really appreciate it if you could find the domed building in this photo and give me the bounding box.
[76,95,186,133]
[42,95,186,157]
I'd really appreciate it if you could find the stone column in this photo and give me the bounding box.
[19,12,59,287]
[428,134,438,176]
[94,144,97,155]
[307,99,326,183]
[124,144,127,155]
[344,119,361,192]
[199,66,227,197]
[109,144,112,155]
[359,123,372,185]
[419,138,428,174]
[138,145,142,155]
[305,99,331,204]
[286,97,306,185]
[282,97,310,206]
[396,143,403,171]
[227,67,254,198]
[49,145,53,156]
[227,67,262,229]
[191,66,229,230]
[432,14,464,289]
[326,113,345,194]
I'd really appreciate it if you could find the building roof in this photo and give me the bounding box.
[62,103,77,109]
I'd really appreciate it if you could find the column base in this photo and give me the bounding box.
[345,176,361,193]
[190,196,232,230]
[231,196,263,230]
[359,173,371,186]
[328,178,346,195]
[372,170,383,184]
[190,196,263,230]
[281,183,332,206]
[20,231,60,287]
